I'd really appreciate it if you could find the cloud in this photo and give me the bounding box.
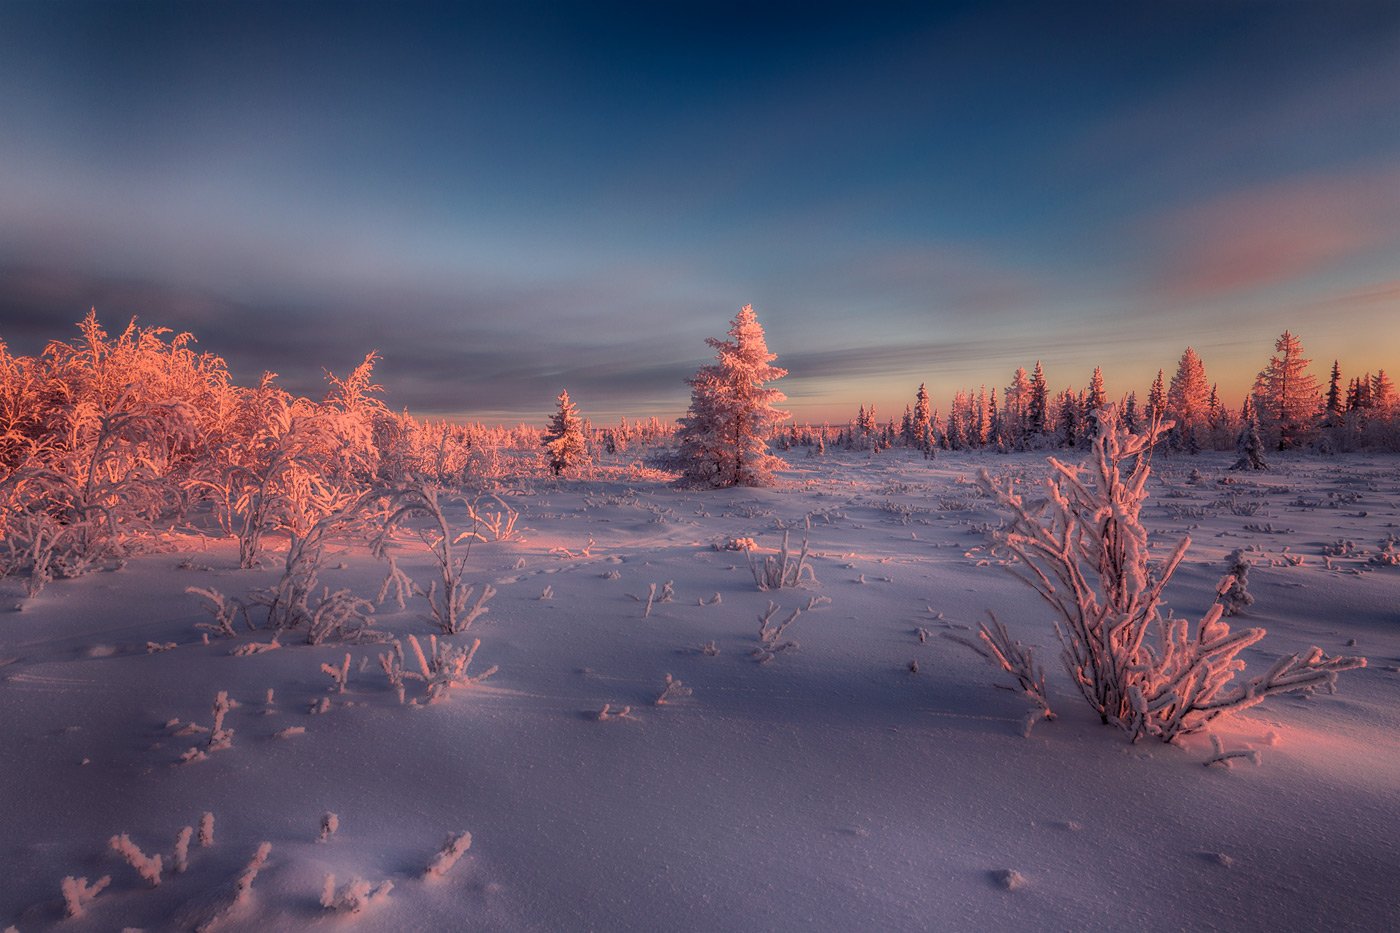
[1147,166,1400,302]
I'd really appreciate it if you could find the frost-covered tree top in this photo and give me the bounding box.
[542,388,589,476]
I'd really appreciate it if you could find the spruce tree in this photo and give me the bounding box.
[1167,347,1209,452]
[675,304,789,487]
[1325,360,1344,427]
[1254,330,1320,449]
[1027,361,1048,437]
[542,389,589,476]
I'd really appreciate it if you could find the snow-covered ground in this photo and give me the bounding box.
[3,449,1398,931]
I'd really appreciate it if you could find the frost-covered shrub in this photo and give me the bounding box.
[61,875,111,918]
[747,519,816,590]
[753,601,801,663]
[978,405,1364,742]
[375,481,495,634]
[322,875,393,913]
[109,833,163,886]
[378,634,497,704]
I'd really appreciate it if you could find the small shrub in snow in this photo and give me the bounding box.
[978,405,1365,743]
[654,673,692,706]
[380,634,497,705]
[320,653,351,693]
[1221,550,1254,616]
[748,518,816,590]
[109,833,163,886]
[424,831,472,879]
[187,586,250,639]
[321,874,393,913]
[319,812,339,842]
[61,875,111,918]
[375,481,498,635]
[753,601,801,663]
[199,812,215,847]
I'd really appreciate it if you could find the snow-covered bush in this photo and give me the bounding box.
[109,833,163,886]
[747,518,816,590]
[379,634,497,704]
[375,480,495,634]
[753,601,801,663]
[321,875,393,913]
[978,405,1365,742]
[61,874,111,918]
[1221,550,1254,616]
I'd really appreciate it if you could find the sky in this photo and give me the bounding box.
[1,0,1397,423]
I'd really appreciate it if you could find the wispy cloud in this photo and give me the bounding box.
[1147,166,1400,301]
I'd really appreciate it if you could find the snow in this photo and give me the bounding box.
[2,449,1398,931]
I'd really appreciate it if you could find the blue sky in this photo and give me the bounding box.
[1,0,1396,422]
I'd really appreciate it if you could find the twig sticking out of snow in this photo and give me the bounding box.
[642,583,656,618]
[654,673,692,706]
[698,592,722,606]
[187,586,250,638]
[109,833,162,886]
[596,703,635,721]
[173,826,194,874]
[539,585,553,600]
[753,601,801,663]
[319,812,339,843]
[208,691,235,752]
[1203,735,1261,769]
[320,653,351,693]
[198,813,215,848]
[748,518,817,590]
[424,832,472,879]
[61,875,110,918]
[233,842,271,904]
[321,874,393,913]
[946,614,1056,734]
[804,595,831,611]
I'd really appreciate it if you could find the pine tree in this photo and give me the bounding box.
[1231,395,1268,471]
[1146,369,1166,424]
[674,304,789,488]
[1121,391,1140,433]
[1325,360,1344,427]
[1082,367,1107,442]
[542,389,589,476]
[1027,361,1048,437]
[913,383,932,451]
[1254,330,1320,450]
[1372,370,1394,413]
[1167,347,1209,453]
[1004,367,1030,449]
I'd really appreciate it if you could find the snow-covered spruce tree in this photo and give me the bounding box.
[1167,347,1209,453]
[674,305,789,488]
[1231,396,1268,471]
[1253,330,1320,450]
[542,389,589,476]
[977,405,1363,743]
